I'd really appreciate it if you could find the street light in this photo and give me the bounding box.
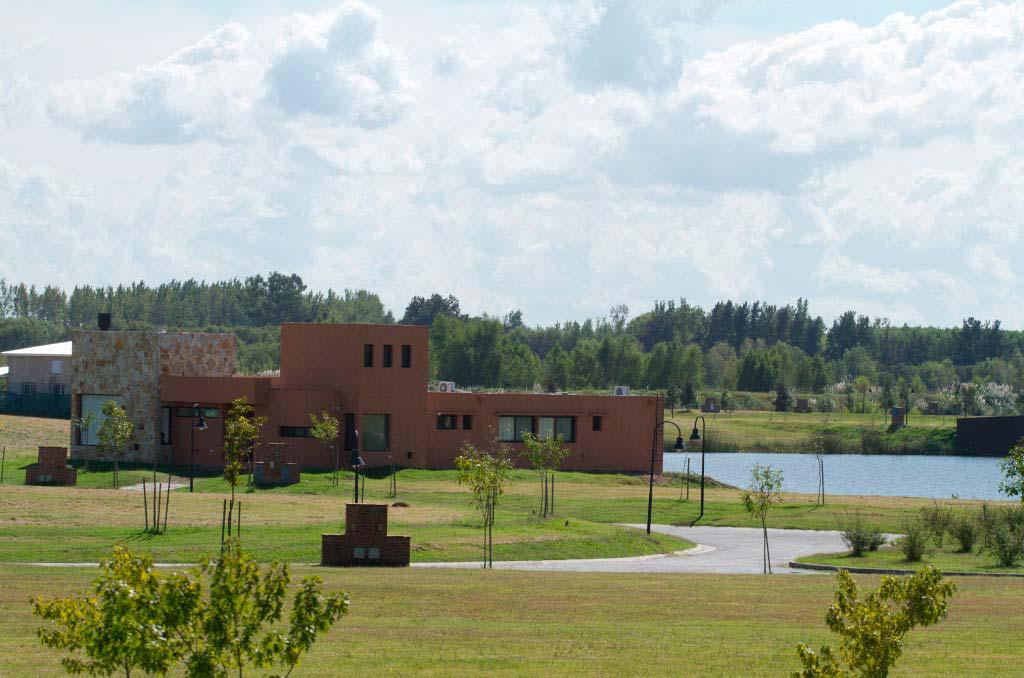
[189,403,207,493]
[349,429,364,504]
[690,415,707,522]
[647,420,685,534]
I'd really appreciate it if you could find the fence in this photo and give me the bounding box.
[0,391,71,419]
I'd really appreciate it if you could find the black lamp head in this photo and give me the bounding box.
[348,448,365,469]
[689,426,701,442]
[673,436,684,451]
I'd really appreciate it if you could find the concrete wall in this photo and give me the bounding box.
[5,355,70,394]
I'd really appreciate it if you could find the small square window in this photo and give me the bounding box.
[401,344,411,368]
[383,344,393,367]
[462,414,473,430]
[51,360,62,374]
[364,344,374,367]
[52,384,64,396]
[21,383,37,396]
[368,547,380,559]
[353,547,365,559]
[592,415,602,432]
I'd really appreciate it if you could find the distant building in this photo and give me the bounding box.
[71,322,661,473]
[0,341,72,417]
[2,341,72,397]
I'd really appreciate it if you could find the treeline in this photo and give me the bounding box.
[2,276,1024,400]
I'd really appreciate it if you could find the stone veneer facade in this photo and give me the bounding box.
[70,330,236,464]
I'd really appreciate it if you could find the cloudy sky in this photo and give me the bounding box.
[1,0,1021,327]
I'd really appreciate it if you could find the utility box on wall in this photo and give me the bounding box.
[321,504,410,567]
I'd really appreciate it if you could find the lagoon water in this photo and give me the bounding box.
[663,452,1010,500]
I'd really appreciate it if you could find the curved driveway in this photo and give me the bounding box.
[413,525,849,574]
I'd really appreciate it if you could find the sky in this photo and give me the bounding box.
[1,0,1022,327]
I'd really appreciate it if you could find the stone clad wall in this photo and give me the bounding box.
[70,331,160,463]
[159,333,236,377]
[71,330,237,464]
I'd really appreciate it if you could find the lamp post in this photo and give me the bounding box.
[189,403,207,493]
[349,429,364,504]
[690,415,707,522]
[647,420,685,534]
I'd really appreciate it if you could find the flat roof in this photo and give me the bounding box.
[0,340,73,357]
[0,366,8,377]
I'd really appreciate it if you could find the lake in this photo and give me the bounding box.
[663,452,1011,500]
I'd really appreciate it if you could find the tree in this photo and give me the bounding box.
[853,376,871,413]
[96,400,132,489]
[33,547,188,677]
[775,380,792,412]
[793,566,956,677]
[520,431,571,518]
[401,293,461,325]
[454,437,513,568]
[742,464,784,574]
[222,397,266,536]
[34,543,349,678]
[999,439,1024,504]
[309,412,340,486]
[681,381,696,410]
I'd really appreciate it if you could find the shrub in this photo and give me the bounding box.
[841,514,886,557]
[950,513,979,553]
[920,502,955,549]
[859,428,888,454]
[982,506,1024,568]
[898,520,929,562]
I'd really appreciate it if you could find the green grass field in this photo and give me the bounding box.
[663,409,960,453]
[798,542,1024,575]
[3,565,1023,676]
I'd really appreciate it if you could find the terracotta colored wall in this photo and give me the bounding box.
[424,392,662,473]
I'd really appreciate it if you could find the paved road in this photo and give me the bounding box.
[413,525,849,574]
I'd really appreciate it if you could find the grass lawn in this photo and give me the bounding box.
[798,542,1024,575]
[2,565,1023,676]
[664,409,959,453]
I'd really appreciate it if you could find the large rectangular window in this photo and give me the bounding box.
[499,415,534,442]
[436,414,457,430]
[21,383,36,396]
[539,416,575,442]
[362,414,389,451]
[79,394,124,446]
[401,344,411,368]
[383,344,393,368]
[176,407,219,418]
[280,426,313,438]
[363,344,374,367]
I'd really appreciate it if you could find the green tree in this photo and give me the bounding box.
[742,464,784,574]
[793,566,956,678]
[520,431,571,518]
[222,397,266,536]
[775,380,792,412]
[853,376,871,413]
[96,400,133,489]
[681,381,696,410]
[454,437,513,568]
[999,439,1024,504]
[309,412,340,486]
[33,547,190,678]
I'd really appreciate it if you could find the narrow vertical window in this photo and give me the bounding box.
[592,415,602,432]
[401,344,411,368]
[462,414,473,430]
[364,344,374,367]
[383,344,393,367]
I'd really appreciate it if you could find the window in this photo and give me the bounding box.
[436,414,457,430]
[353,547,365,559]
[79,394,124,446]
[363,344,374,367]
[383,344,393,368]
[21,383,36,396]
[368,547,380,559]
[401,344,411,368]
[280,426,313,438]
[462,414,473,430]
[362,414,389,451]
[344,413,356,451]
[539,416,575,443]
[592,415,602,432]
[51,384,65,396]
[160,407,172,445]
[499,415,534,442]
[176,407,219,418]
[51,360,62,374]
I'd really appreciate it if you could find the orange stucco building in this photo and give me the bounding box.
[73,323,662,474]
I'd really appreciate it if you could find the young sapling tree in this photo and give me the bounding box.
[309,412,340,486]
[742,463,784,574]
[455,435,513,568]
[96,400,132,489]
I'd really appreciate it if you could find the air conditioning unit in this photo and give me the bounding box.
[438,381,456,393]
[613,385,631,396]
